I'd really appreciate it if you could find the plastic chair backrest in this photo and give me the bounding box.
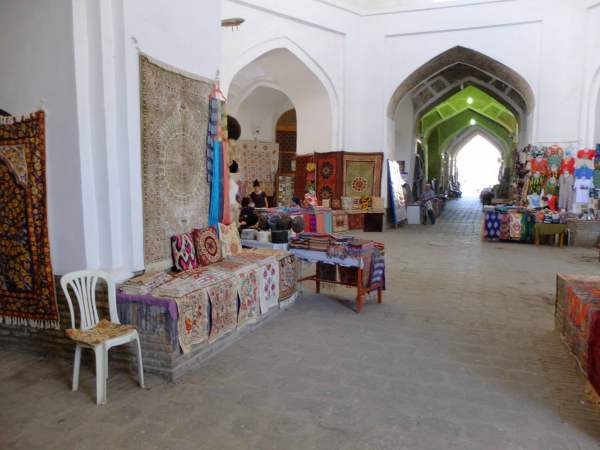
[60,270,119,330]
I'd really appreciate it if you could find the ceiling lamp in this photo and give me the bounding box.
[221,18,245,30]
[467,97,474,105]
[470,119,477,126]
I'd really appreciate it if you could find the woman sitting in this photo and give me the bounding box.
[250,180,268,208]
[239,197,258,229]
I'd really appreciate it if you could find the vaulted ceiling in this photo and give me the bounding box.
[420,85,518,142]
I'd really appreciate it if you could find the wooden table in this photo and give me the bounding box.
[289,249,383,313]
[535,223,567,248]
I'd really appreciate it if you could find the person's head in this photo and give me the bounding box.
[241,197,251,208]
[425,183,432,192]
[253,179,261,192]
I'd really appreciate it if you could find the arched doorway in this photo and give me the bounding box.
[454,134,503,197]
[386,46,533,198]
[227,47,335,155]
[275,109,297,173]
[226,47,334,206]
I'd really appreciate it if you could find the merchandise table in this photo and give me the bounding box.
[289,248,383,313]
[535,223,567,248]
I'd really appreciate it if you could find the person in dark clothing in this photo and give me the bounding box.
[250,179,268,208]
[239,197,258,229]
[421,183,436,225]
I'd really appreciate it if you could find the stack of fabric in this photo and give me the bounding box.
[120,271,173,295]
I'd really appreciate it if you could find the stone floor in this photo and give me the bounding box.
[3,198,600,449]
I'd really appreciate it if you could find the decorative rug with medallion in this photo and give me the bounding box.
[342,152,383,197]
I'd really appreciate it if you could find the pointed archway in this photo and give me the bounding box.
[385,46,532,193]
[224,39,339,152]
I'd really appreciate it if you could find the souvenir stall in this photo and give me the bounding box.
[114,55,300,379]
[289,233,385,313]
[483,144,600,248]
[292,151,386,232]
[555,274,600,404]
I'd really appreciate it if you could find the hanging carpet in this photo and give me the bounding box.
[315,151,344,202]
[139,54,212,268]
[342,152,383,198]
[294,154,314,200]
[0,111,59,329]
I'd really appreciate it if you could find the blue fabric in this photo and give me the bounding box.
[209,141,222,226]
[324,212,333,233]
[575,166,594,179]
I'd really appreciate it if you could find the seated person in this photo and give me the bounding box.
[250,180,268,208]
[239,197,258,229]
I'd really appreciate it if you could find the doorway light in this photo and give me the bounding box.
[470,119,476,126]
[467,97,474,105]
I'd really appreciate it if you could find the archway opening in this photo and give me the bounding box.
[386,46,532,199]
[455,134,502,197]
[275,109,297,174]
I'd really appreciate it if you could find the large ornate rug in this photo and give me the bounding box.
[0,111,59,329]
[315,151,344,202]
[343,152,383,197]
[140,54,212,268]
[232,140,279,197]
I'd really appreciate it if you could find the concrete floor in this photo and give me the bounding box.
[3,198,600,449]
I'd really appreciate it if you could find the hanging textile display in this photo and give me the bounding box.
[343,152,383,197]
[206,96,218,183]
[219,100,231,225]
[233,140,279,197]
[140,54,212,267]
[315,151,344,202]
[0,111,59,329]
[387,159,408,224]
[208,140,222,227]
[294,154,314,200]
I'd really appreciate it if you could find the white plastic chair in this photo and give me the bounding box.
[60,270,145,405]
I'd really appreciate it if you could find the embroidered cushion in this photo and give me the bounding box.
[218,222,242,257]
[193,226,223,266]
[171,233,199,272]
[66,320,135,346]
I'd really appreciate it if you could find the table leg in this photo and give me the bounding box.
[315,270,320,294]
[356,267,364,313]
[377,288,382,304]
[560,233,564,248]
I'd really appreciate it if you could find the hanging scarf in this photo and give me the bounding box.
[207,96,219,183]
[209,140,222,226]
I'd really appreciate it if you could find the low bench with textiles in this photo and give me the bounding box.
[115,223,299,380]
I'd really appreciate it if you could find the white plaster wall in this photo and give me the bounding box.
[72,0,222,275]
[582,2,600,147]
[228,49,335,154]
[232,87,293,141]
[393,95,416,185]
[0,0,86,274]
[221,0,353,152]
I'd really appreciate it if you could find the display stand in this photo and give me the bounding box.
[290,249,383,313]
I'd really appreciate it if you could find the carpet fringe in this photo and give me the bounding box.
[0,315,60,330]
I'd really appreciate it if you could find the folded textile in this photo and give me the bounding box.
[121,271,173,295]
[153,268,233,298]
